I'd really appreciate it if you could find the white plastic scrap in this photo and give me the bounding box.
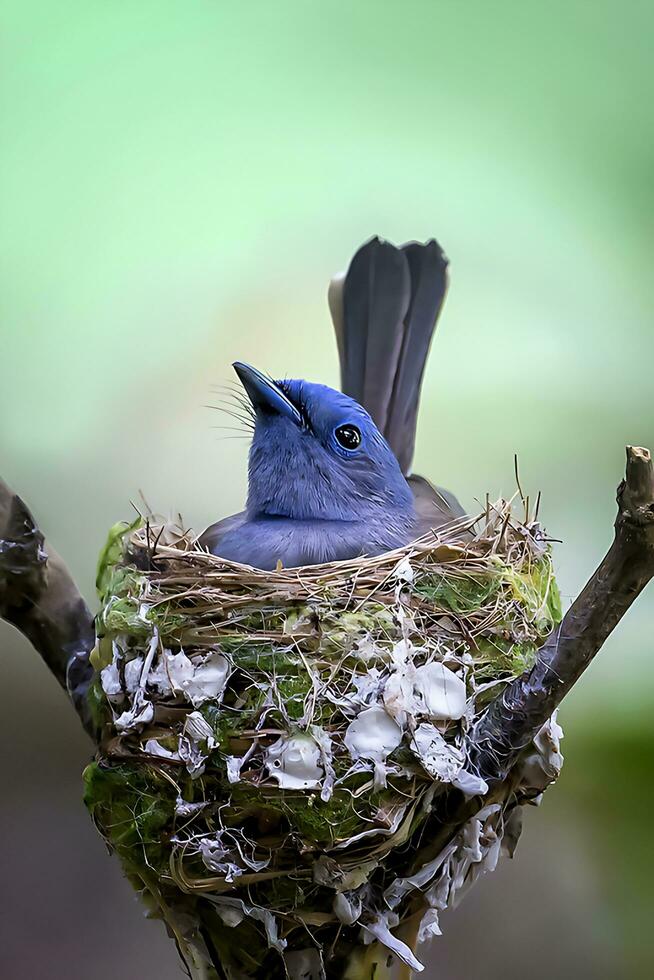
[175,796,209,818]
[113,629,159,732]
[178,740,206,777]
[137,602,152,624]
[384,656,467,727]
[455,804,503,904]
[326,669,383,714]
[226,755,245,784]
[114,691,154,732]
[209,897,286,954]
[409,723,458,780]
[423,804,503,915]
[389,638,413,665]
[226,740,258,785]
[353,638,390,663]
[344,705,403,789]
[100,660,123,703]
[311,726,336,802]
[391,827,485,949]
[452,768,490,797]
[124,655,144,694]
[536,712,564,769]
[333,889,363,926]
[199,829,269,883]
[418,908,442,943]
[518,711,564,798]
[143,738,180,762]
[409,724,488,796]
[189,651,231,704]
[344,705,402,759]
[149,649,230,707]
[384,839,458,910]
[200,840,241,882]
[362,913,425,973]
[425,859,451,911]
[393,556,415,584]
[184,711,216,743]
[178,710,216,777]
[333,801,407,850]
[148,650,188,696]
[265,733,323,790]
[382,662,416,728]
[413,662,467,721]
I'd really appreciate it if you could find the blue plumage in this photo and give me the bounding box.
[200,237,466,569]
[210,369,416,569]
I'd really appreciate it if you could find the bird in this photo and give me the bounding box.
[200,236,466,569]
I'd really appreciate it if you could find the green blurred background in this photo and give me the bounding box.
[1,2,652,977]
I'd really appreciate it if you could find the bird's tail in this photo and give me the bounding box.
[328,236,448,475]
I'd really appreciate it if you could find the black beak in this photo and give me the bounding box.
[233,362,303,426]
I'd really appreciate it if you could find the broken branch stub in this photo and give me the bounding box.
[0,477,95,733]
[470,446,654,785]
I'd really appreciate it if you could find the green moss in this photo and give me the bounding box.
[101,596,149,636]
[474,636,538,679]
[89,633,113,670]
[223,780,365,848]
[413,554,561,642]
[275,674,312,720]
[236,646,303,674]
[321,605,396,652]
[100,595,188,641]
[286,791,365,846]
[148,603,190,639]
[96,516,143,599]
[85,675,110,732]
[201,703,241,751]
[414,572,500,612]
[502,555,562,635]
[282,604,318,634]
[83,761,176,874]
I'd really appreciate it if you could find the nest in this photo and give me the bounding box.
[85,501,564,977]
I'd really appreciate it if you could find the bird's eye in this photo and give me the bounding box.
[334,424,362,451]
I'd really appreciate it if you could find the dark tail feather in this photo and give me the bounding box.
[339,237,412,436]
[329,236,448,474]
[385,240,449,473]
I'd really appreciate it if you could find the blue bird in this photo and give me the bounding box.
[200,237,466,569]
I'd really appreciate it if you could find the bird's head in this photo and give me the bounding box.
[232,362,414,523]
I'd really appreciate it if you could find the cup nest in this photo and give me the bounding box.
[84,500,564,975]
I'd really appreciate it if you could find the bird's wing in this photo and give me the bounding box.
[329,237,448,475]
[197,511,247,554]
[408,473,470,536]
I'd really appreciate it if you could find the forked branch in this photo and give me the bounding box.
[1,450,653,980]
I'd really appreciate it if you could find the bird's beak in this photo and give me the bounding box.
[233,362,303,426]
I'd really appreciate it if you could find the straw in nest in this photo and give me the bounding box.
[84,500,563,976]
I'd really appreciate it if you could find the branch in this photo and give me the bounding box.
[470,445,654,784]
[0,477,95,734]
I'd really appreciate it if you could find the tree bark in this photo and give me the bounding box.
[0,477,95,734]
[469,446,654,784]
